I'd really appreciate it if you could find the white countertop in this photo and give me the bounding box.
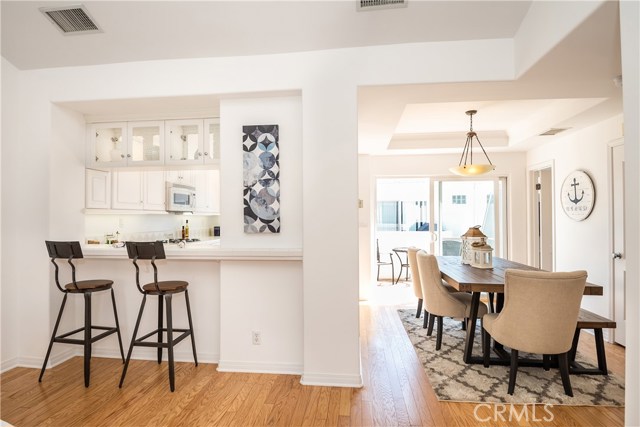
[82,240,302,261]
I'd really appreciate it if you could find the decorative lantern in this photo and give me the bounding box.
[470,242,493,269]
[461,225,487,265]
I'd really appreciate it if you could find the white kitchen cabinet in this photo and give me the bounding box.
[85,169,111,209]
[111,170,144,210]
[112,169,168,211]
[203,118,220,165]
[127,121,165,166]
[192,169,220,213]
[165,119,204,165]
[143,170,166,211]
[88,122,128,167]
[165,169,193,185]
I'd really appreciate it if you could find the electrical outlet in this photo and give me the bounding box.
[252,331,261,345]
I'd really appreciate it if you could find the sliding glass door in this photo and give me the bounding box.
[431,177,506,257]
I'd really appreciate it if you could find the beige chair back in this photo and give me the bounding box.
[407,247,422,299]
[491,269,587,355]
[416,251,467,317]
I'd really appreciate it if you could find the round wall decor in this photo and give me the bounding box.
[560,170,595,221]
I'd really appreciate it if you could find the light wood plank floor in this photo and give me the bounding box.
[1,303,625,426]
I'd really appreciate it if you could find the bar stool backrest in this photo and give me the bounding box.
[44,241,84,292]
[125,241,166,293]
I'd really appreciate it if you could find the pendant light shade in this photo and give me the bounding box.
[449,110,495,176]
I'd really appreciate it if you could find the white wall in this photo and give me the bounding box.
[1,58,53,370]
[527,115,624,321]
[620,0,640,423]
[217,95,304,373]
[359,151,528,300]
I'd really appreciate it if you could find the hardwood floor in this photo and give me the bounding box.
[1,303,625,426]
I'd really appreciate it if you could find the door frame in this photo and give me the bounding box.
[608,138,624,344]
[527,160,555,271]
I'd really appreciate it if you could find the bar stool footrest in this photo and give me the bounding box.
[133,328,191,348]
[53,326,119,345]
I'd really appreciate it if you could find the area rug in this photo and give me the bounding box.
[397,308,625,405]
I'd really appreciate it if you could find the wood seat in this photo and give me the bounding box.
[142,280,188,294]
[569,308,617,375]
[64,279,113,292]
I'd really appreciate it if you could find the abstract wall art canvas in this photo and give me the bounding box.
[243,125,280,233]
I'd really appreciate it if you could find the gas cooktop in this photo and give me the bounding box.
[160,238,201,244]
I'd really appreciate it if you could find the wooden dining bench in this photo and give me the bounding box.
[569,308,617,375]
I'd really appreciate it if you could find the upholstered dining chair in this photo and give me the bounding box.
[416,251,488,350]
[482,269,587,396]
[376,239,394,281]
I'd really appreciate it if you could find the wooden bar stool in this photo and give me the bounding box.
[119,241,198,392]
[40,241,125,387]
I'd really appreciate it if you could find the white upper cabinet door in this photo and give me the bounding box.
[203,118,220,165]
[192,169,220,214]
[112,169,144,210]
[88,122,128,167]
[85,169,111,209]
[143,170,166,211]
[165,119,205,165]
[127,121,165,166]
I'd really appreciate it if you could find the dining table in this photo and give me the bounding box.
[436,256,604,365]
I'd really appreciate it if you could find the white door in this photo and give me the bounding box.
[143,170,166,211]
[611,143,626,345]
[532,168,553,270]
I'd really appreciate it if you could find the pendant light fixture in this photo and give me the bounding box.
[449,110,495,176]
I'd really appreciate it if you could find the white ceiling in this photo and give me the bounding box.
[1,1,623,155]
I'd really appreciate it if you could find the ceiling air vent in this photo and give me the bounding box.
[539,128,570,136]
[358,0,407,11]
[40,5,101,35]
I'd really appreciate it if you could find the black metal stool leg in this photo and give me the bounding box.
[157,295,164,364]
[84,292,92,388]
[165,294,175,392]
[120,295,147,388]
[185,290,198,366]
[110,289,125,363]
[39,293,68,382]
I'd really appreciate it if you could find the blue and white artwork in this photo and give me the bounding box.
[243,125,280,233]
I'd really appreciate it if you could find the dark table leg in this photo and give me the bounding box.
[394,251,402,284]
[463,292,481,364]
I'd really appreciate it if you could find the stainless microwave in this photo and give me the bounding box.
[166,182,196,213]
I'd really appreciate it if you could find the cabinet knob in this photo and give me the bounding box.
[204,152,209,156]
[195,151,201,158]
[120,154,125,158]
[127,154,131,158]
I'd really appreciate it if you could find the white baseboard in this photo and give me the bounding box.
[217,360,302,375]
[1,348,77,373]
[1,349,217,374]
[300,372,363,388]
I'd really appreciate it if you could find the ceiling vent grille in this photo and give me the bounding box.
[539,128,570,136]
[358,0,407,11]
[40,5,101,35]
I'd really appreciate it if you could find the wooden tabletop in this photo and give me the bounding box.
[436,256,603,295]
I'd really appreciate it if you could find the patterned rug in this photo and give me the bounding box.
[397,309,625,405]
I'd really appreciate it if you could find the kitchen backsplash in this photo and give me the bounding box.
[85,214,219,243]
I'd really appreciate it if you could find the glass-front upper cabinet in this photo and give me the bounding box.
[88,122,128,167]
[127,121,164,165]
[204,118,220,164]
[165,119,204,165]
[166,118,220,165]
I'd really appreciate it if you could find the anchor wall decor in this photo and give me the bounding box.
[560,170,595,221]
